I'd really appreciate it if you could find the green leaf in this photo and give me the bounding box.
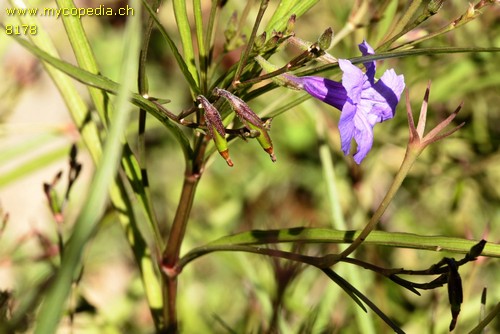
[297,47,500,77]
[5,0,103,164]
[6,32,193,160]
[55,0,108,122]
[0,145,68,188]
[322,268,404,334]
[265,0,319,34]
[172,0,199,89]
[469,302,500,334]
[34,2,144,332]
[179,228,500,268]
[193,0,208,93]
[142,0,200,95]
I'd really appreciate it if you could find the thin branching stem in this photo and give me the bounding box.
[161,130,206,329]
[232,0,270,85]
[204,0,221,70]
[333,146,420,263]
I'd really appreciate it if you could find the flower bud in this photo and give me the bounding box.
[427,0,445,14]
[254,56,302,89]
[465,3,475,19]
[285,14,296,35]
[214,88,276,162]
[196,95,233,166]
[254,31,267,50]
[318,27,333,51]
[224,11,238,42]
[263,31,282,50]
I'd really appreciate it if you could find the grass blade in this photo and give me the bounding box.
[6,32,193,160]
[141,0,200,95]
[265,0,319,34]
[0,145,68,187]
[180,228,500,266]
[173,0,199,90]
[322,268,404,334]
[55,0,107,122]
[34,1,142,331]
[193,0,208,93]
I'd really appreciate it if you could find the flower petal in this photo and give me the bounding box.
[340,96,375,164]
[294,76,347,110]
[338,59,365,104]
[358,40,376,81]
[352,112,375,164]
[281,40,405,164]
[357,69,405,125]
[339,99,357,155]
[376,69,406,111]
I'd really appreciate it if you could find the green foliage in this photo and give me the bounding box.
[1,0,500,333]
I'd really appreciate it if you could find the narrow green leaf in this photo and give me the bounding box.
[34,1,143,332]
[266,0,296,32]
[196,228,500,257]
[0,146,68,188]
[297,47,500,77]
[469,302,500,334]
[5,0,103,163]
[173,0,199,85]
[141,0,200,95]
[0,132,57,165]
[55,0,107,122]
[193,0,208,93]
[322,268,404,334]
[377,0,423,51]
[7,33,193,160]
[203,0,219,79]
[265,0,319,34]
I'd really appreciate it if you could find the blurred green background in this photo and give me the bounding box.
[1,0,499,333]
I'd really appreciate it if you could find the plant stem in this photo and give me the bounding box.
[138,0,164,252]
[163,173,200,266]
[162,173,200,331]
[204,0,221,76]
[232,0,270,85]
[165,276,178,333]
[377,0,423,51]
[162,136,206,330]
[336,145,421,261]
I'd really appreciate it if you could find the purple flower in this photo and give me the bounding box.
[287,41,405,164]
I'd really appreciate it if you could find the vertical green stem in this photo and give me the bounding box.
[163,274,177,333]
[162,137,206,330]
[193,0,208,94]
[378,0,426,51]
[204,0,221,75]
[34,0,142,330]
[337,145,422,260]
[173,0,200,89]
[233,0,270,85]
[162,174,200,332]
[317,117,375,334]
[163,173,200,266]
[137,0,164,251]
